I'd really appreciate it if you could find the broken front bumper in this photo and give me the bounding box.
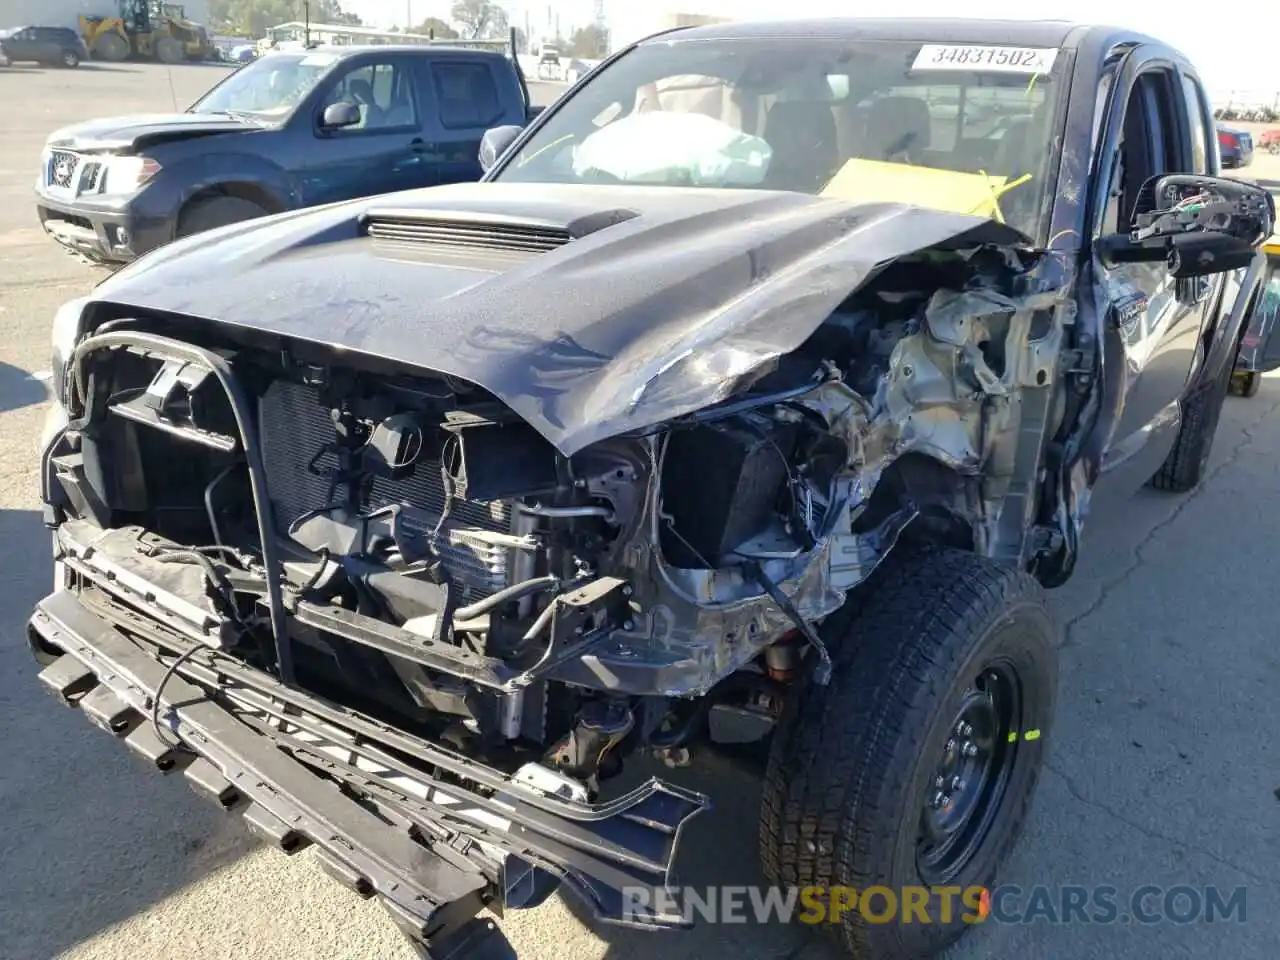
[27,588,709,958]
[35,190,167,264]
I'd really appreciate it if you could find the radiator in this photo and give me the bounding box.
[257,380,520,599]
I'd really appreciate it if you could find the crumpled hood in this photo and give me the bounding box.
[90,181,1034,456]
[46,112,257,152]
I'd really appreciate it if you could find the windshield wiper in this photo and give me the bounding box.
[198,109,265,122]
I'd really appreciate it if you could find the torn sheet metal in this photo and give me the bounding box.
[87,181,1044,457]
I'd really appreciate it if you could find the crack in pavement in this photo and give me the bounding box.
[0,277,85,293]
[776,937,819,960]
[1042,763,1268,885]
[1060,390,1280,647]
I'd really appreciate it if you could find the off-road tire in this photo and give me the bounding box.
[1230,371,1262,398]
[93,32,129,62]
[177,196,269,239]
[1150,354,1234,492]
[759,546,1057,960]
[156,37,184,65]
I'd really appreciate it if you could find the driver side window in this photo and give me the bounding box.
[1101,71,1179,236]
[322,60,416,132]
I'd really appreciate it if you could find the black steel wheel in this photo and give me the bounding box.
[760,546,1057,959]
[916,661,1022,885]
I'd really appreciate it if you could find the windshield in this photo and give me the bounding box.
[495,38,1065,240]
[189,51,341,119]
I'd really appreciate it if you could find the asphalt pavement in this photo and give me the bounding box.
[0,61,1276,960]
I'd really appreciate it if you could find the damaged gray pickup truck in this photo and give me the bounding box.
[28,17,1279,960]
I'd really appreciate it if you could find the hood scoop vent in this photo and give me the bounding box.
[362,210,574,255]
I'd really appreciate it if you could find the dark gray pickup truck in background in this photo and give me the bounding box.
[35,39,538,264]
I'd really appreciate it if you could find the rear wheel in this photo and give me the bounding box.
[177,195,270,239]
[1230,371,1262,398]
[156,37,184,64]
[93,32,128,62]
[759,547,1057,959]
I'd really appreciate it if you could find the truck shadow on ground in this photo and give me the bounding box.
[78,63,145,73]
[0,362,48,413]
[0,508,261,960]
[550,748,847,960]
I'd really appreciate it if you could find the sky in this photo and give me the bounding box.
[345,0,599,36]
[342,0,1277,100]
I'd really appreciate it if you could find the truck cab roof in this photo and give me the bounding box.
[263,43,512,61]
[658,17,1174,59]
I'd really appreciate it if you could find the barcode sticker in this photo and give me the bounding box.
[912,45,1059,75]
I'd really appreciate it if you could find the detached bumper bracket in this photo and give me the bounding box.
[29,589,499,952]
[28,585,711,949]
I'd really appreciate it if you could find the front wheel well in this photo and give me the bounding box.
[180,182,283,221]
[856,453,978,552]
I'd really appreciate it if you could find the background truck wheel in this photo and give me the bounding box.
[93,32,128,62]
[177,196,270,239]
[156,37,184,64]
[1149,353,1234,493]
[759,546,1057,959]
[1230,371,1262,398]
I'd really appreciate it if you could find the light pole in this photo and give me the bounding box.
[406,1,412,31]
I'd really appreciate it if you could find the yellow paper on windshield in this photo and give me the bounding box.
[821,159,1009,219]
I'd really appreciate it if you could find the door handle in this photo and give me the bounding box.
[409,138,430,154]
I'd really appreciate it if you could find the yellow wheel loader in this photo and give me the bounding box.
[81,0,214,64]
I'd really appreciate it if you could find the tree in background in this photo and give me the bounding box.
[413,17,458,39]
[450,0,508,40]
[568,24,607,59]
[208,0,362,36]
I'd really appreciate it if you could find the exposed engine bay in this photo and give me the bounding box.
[45,233,1070,794]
